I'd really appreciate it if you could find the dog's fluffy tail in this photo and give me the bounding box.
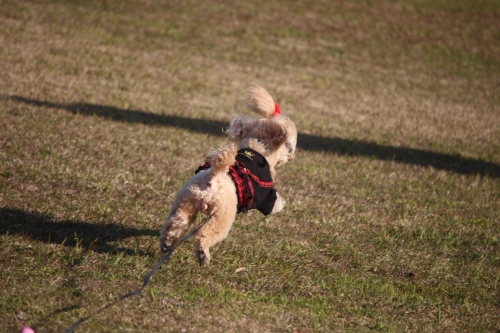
[244,83,276,118]
[207,144,238,175]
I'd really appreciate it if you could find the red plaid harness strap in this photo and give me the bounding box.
[195,159,274,214]
[229,161,273,213]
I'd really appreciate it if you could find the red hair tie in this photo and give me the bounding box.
[273,103,281,117]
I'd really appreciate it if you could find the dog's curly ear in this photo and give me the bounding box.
[226,117,259,142]
[262,119,287,150]
[226,118,242,142]
[227,117,250,142]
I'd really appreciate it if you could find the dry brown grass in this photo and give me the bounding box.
[1,0,499,332]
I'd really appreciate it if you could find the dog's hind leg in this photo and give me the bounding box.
[193,197,238,266]
[159,204,197,253]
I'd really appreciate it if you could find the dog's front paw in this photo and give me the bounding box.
[271,193,285,214]
[159,240,174,253]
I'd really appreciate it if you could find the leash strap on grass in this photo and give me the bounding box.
[64,215,212,333]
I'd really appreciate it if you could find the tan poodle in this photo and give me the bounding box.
[159,84,297,265]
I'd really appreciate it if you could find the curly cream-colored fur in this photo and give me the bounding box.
[159,85,297,265]
[244,83,276,118]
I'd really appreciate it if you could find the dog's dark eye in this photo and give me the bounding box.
[285,142,294,154]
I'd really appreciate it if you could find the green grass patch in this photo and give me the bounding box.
[1,0,499,332]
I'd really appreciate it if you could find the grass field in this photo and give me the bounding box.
[1,0,499,332]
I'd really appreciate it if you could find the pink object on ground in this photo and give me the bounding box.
[21,327,35,333]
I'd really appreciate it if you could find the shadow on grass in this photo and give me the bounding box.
[0,207,157,255]
[10,96,226,136]
[10,96,500,178]
[298,133,500,178]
